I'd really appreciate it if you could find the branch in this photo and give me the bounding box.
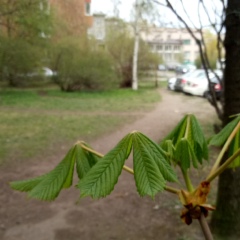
[206,148,240,183]
[208,121,240,177]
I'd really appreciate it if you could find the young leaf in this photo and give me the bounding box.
[75,143,100,179]
[132,132,177,198]
[160,139,175,164]
[209,116,240,146]
[228,130,240,168]
[160,114,208,169]
[10,146,77,201]
[78,133,132,199]
[161,115,188,145]
[189,115,209,161]
[175,138,191,170]
[132,133,165,197]
[10,174,48,192]
[136,133,177,182]
[29,146,76,200]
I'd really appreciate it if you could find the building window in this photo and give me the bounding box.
[183,39,191,45]
[165,45,171,51]
[174,45,180,51]
[157,45,162,51]
[184,51,190,60]
[85,2,91,15]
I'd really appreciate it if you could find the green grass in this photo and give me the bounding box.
[0,87,160,165]
[0,88,160,112]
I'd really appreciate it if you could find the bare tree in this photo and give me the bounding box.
[151,0,225,121]
[151,0,240,238]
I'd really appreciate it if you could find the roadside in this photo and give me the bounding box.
[0,88,218,240]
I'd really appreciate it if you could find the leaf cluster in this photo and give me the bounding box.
[10,114,240,204]
[10,133,177,200]
[160,114,208,171]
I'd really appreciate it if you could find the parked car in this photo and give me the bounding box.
[26,67,56,78]
[174,69,206,92]
[175,64,196,75]
[158,64,167,71]
[182,71,223,97]
[167,77,177,90]
[203,76,223,100]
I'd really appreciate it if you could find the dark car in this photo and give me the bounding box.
[205,76,223,101]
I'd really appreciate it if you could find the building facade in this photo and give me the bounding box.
[88,13,106,41]
[49,0,93,35]
[140,27,200,68]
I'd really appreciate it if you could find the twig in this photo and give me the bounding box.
[208,122,240,177]
[206,148,240,183]
[198,212,214,240]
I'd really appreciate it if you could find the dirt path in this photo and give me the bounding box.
[0,89,217,240]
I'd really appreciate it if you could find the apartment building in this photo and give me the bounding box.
[140,27,200,68]
[49,0,93,35]
[88,13,106,41]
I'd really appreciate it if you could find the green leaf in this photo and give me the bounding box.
[132,133,165,197]
[75,143,99,179]
[137,133,177,182]
[78,133,132,199]
[160,139,175,164]
[228,130,240,168]
[160,114,208,169]
[209,116,240,146]
[28,146,76,200]
[160,115,188,146]
[175,138,197,171]
[10,174,47,192]
[10,146,77,201]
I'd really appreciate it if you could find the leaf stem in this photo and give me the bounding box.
[181,167,194,192]
[79,142,180,194]
[206,148,240,183]
[208,122,240,177]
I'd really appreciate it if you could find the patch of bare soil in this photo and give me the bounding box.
[0,89,218,240]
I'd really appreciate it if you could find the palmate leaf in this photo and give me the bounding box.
[10,146,77,201]
[209,116,240,146]
[78,133,132,199]
[132,132,177,198]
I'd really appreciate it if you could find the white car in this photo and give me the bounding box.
[174,69,206,92]
[167,77,177,90]
[183,71,222,97]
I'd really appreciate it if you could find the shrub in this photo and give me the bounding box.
[50,39,119,91]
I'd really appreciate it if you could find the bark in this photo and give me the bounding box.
[211,0,240,238]
[132,0,140,91]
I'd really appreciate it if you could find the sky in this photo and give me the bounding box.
[91,0,224,29]
[91,0,135,20]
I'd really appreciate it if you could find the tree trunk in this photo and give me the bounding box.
[211,0,240,238]
[132,0,140,91]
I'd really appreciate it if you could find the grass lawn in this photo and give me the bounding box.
[0,86,161,165]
